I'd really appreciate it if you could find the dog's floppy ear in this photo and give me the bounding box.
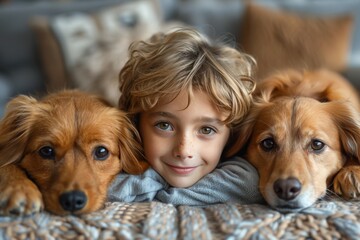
[254,70,302,101]
[326,101,360,163]
[225,101,266,157]
[307,69,360,108]
[225,119,254,158]
[0,95,39,167]
[115,112,149,174]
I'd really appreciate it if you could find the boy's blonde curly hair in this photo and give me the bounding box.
[119,27,256,157]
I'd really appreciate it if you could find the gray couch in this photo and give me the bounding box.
[1,1,360,238]
[1,0,360,116]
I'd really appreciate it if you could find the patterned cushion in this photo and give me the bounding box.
[1,200,360,238]
[31,0,182,105]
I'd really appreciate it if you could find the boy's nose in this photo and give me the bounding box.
[173,136,193,160]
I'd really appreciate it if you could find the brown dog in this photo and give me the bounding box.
[0,90,148,215]
[228,69,360,212]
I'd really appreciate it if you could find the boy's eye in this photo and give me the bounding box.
[155,122,174,131]
[199,127,216,135]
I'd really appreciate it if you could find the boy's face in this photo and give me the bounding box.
[138,90,230,188]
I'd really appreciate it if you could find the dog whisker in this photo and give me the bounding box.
[324,189,343,201]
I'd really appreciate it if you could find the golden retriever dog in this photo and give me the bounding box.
[228,69,360,212]
[0,90,148,216]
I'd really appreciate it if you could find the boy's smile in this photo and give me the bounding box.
[139,89,230,188]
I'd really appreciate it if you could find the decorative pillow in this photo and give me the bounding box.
[51,13,99,71]
[32,0,183,106]
[239,4,354,79]
[31,16,70,92]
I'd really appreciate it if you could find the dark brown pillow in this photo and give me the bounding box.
[239,4,354,79]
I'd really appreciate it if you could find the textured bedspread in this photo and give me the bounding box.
[1,199,360,239]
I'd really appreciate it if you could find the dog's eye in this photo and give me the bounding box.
[260,138,276,152]
[311,139,325,152]
[93,146,109,161]
[38,146,55,160]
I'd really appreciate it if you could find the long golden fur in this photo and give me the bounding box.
[0,90,148,215]
[229,69,360,212]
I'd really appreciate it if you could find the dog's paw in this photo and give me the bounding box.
[0,179,43,216]
[333,166,360,199]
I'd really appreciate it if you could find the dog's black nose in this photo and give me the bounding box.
[59,190,87,212]
[273,177,302,201]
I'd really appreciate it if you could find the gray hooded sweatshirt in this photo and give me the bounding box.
[107,156,265,205]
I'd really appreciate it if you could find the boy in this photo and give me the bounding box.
[108,28,264,205]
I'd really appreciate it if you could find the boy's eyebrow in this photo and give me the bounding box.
[149,111,176,119]
[149,111,225,125]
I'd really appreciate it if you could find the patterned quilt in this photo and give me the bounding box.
[1,199,359,239]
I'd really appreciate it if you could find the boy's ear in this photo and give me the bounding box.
[224,99,268,158]
[0,95,39,167]
[116,111,149,174]
[225,119,255,158]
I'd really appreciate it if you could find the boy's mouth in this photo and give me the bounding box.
[165,163,197,175]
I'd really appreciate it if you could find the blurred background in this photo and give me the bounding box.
[0,0,360,117]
